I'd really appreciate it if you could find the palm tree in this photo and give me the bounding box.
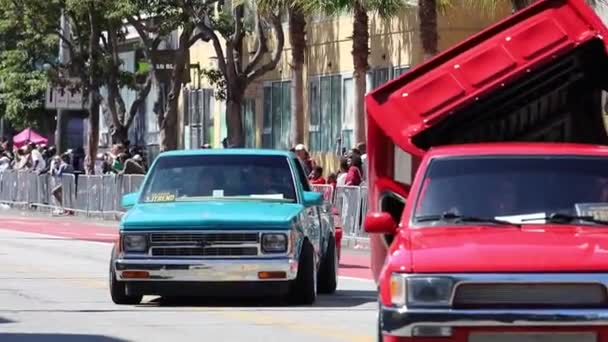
[257,0,308,147]
[302,0,405,144]
[289,4,307,146]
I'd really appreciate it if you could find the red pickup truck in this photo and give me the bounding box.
[364,0,608,341]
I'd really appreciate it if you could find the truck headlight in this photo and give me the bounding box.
[123,234,148,253]
[262,233,288,253]
[407,277,454,307]
[390,273,407,306]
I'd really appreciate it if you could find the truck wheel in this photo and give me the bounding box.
[109,253,142,305]
[317,235,338,294]
[288,242,317,305]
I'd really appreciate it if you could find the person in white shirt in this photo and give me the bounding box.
[27,142,46,172]
[336,157,349,186]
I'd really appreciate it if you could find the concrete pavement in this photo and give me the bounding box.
[0,215,378,342]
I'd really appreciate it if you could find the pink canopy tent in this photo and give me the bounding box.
[12,128,48,149]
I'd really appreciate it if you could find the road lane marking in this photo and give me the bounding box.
[218,310,375,342]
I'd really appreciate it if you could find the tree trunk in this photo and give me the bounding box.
[85,2,101,175]
[159,115,178,151]
[159,81,181,152]
[158,27,191,152]
[111,125,128,145]
[86,92,100,175]
[511,0,530,11]
[226,94,245,148]
[289,5,306,147]
[352,0,369,145]
[419,0,439,60]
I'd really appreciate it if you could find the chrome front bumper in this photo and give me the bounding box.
[114,257,298,282]
[382,306,608,337]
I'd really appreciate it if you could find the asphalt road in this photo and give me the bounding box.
[0,227,378,342]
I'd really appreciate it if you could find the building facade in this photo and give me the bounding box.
[182,4,513,171]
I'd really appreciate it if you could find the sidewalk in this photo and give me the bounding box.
[0,208,373,280]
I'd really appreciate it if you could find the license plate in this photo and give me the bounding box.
[468,332,597,342]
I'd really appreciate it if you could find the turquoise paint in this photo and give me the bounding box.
[158,148,296,158]
[121,149,314,233]
[121,200,303,230]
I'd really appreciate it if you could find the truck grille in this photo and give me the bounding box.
[453,283,608,308]
[148,232,260,257]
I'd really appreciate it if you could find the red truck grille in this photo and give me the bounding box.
[453,283,608,308]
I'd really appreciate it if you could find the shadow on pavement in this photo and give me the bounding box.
[143,289,377,309]
[339,263,369,270]
[0,334,128,342]
[0,316,14,324]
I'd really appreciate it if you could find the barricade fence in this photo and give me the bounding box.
[311,184,369,239]
[0,171,145,218]
[0,171,368,238]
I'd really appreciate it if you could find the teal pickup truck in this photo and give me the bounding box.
[109,149,339,305]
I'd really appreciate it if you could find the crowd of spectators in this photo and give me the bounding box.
[96,141,147,175]
[290,141,367,188]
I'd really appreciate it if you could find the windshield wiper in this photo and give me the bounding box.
[415,212,522,228]
[521,212,608,225]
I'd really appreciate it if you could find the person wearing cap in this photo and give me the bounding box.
[294,143,315,176]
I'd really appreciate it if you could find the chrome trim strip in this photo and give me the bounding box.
[382,305,608,337]
[114,257,298,282]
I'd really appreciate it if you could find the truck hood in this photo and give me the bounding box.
[365,0,608,156]
[408,225,608,272]
[121,201,303,230]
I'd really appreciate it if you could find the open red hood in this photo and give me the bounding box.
[365,0,608,157]
[409,225,608,273]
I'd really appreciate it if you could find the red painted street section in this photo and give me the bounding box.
[0,214,373,280]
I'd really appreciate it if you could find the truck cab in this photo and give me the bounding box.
[363,0,608,340]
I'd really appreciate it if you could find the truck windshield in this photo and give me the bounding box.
[140,155,297,203]
[413,155,608,226]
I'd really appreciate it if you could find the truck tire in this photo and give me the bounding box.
[317,235,337,294]
[288,242,317,305]
[109,249,142,305]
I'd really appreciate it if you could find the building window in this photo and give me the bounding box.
[309,74,342,152]
[262,80,291,149]
[341,77,354,153]
[184,88,213,149]
[368,65,411,91]
[243,98,255,148]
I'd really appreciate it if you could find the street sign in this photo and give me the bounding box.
[45,78,85,110]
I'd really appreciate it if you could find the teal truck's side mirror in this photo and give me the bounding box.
[121,192,139,209]
[302,191,323,207]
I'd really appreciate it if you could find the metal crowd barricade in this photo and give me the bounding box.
[0,170,373,238]
[334,185,363,237]
[311,184,334,203]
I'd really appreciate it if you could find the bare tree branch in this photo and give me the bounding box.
[243,15,268,75]
[188,31,207,46]
[246,14,283,81]
[179,0,228,76]
[126,73,153,129]
[232,5,245,74]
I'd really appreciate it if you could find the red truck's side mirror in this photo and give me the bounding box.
[364,212,397,234]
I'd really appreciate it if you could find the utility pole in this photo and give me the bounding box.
[55,10,70,153]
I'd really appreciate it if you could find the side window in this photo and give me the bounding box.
[380,192,406,247]
[293,158,311,191]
